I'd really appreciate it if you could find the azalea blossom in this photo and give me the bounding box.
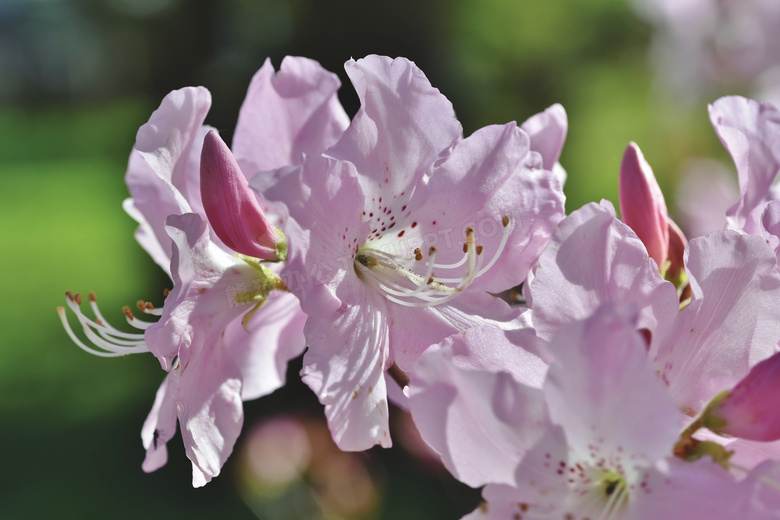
[409,305,780,519]
[526,195,780,469]
[261,55,566,451]
[58,56,349,485]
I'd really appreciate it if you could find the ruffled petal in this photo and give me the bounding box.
[301,291,392,451]
[520,103,568,172]
[544,304,681,462]
[655,231,780,414]
[761,200,780,261]
[329,55,462,208]
[125,86,219,262]
[224,291,306,401]
[233,56,349,176]
[389,290,526,370]
[131,86,211,215]
[169,330,243,487]
[140,376,177,473]
[263,156,369,317]
[709,96,780,235]
[400,123,565,293]
[123,197,172,276]
[409,337,549,487]
[631,458,778,520]
[528,201,679,344]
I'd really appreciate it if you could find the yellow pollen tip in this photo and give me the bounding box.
[123,306,134,320]
[144,302,154,310]
[136,300,146,311]
[88,292,97,302]
[427,276,434,284]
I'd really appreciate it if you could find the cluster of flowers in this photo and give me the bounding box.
[60,55,780,518]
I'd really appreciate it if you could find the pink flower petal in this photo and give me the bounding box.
[328,55,462,208]
[520,103,568,183]
[224,291,306,401]
[404,122,565,293]
[125,87,213,265]
[263,155,369,317]
[529,201,679,344]
[709,96,780,235]
[233,56,349,176]
[655,230,780,414]
[301,292,392,451]
[409,332,549,487]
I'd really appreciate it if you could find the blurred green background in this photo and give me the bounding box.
[0,0,751,518]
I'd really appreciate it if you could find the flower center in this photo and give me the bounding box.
[353,216,511,307]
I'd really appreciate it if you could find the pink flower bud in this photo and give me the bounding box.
[200,129,285,261]
[619,142,670,268]
[703,352,780,441]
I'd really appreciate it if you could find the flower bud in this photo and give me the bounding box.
[619,142,670,268]
[703,352,780,441]
[200,130,285,261]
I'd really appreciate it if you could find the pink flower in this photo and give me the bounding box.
[59,56,347,485]
[261,55,566,451]
[410,306,780,519]
[529,200,780,415]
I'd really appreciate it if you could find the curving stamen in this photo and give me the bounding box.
[475,215,511,277]
[354,221,498,307]
[58,291,152,357]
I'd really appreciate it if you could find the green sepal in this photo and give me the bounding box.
[233,253,290,332]
[683,441,734,469]
[700,389,730,431]
[273,225,287,263]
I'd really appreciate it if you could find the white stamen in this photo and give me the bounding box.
[59,292,151,357]
[475,216,511,277]
[354,220,501,307]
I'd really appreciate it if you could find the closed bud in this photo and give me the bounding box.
[619,142,670,268]
[200,130,285,261]
[703,352,780,441]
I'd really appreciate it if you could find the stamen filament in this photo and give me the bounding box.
[59,291,151,357]
[475,216,510,277]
